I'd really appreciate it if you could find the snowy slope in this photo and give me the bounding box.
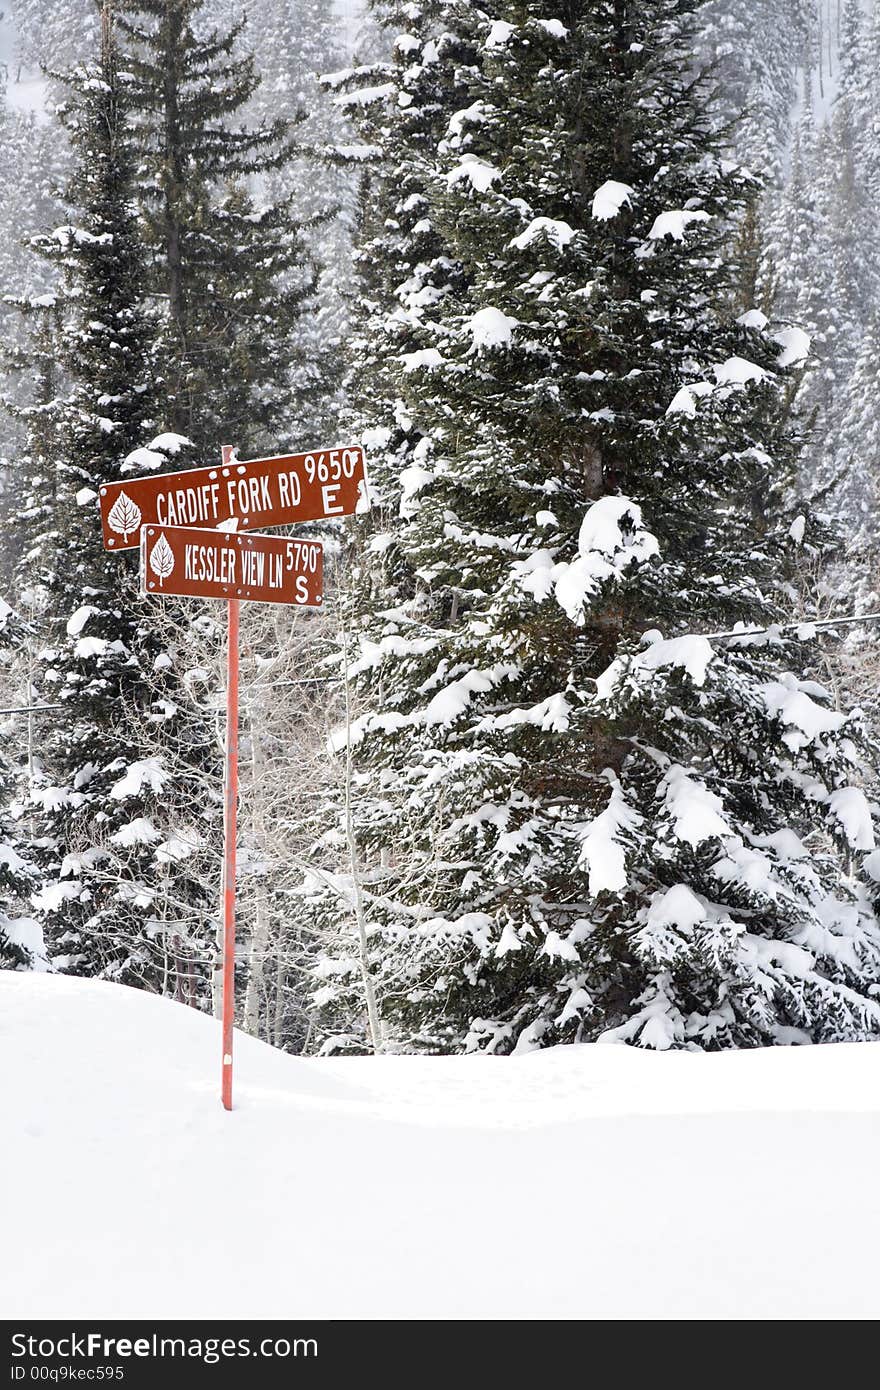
[3,973,880,1320]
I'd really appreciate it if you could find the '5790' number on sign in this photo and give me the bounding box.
[288,542,320,573]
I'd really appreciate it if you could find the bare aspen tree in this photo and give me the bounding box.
[339,603,384,1054]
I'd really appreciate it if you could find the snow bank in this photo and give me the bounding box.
[3,973,880,1319]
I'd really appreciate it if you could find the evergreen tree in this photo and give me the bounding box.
[765,94,843,496]
[312,0,880,1054]
[327,0,487,518]
[825,1,875,392]
[7,0,97,74]
[0,68,71,566]
[767,6,880,512]
[697,0,810,180]
[116,0,320,454]
[834,314,880,544]
[11,7,218,991]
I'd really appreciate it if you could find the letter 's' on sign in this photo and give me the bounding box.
[99,444,369,550]
[139,526,323,607]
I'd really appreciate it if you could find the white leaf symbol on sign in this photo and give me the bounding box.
[149,532,175,587]
[107,490,142,542]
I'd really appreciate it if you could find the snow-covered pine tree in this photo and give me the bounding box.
[116,0,321,455]
[0,64,71,562]
[10,7,218,990]
[765,87,844,497]
[833,313,880,545]
[325,0,487,540]
[312,0,880,1054]
[697,0,810,181]
[823,1,876,414]
[301,3,496,1048]
[0,788,36,970]
[6,0,97,74]
[863,0,880,214]
[0,288,65,599]
[766,4,880,515]
[245,0,346,218]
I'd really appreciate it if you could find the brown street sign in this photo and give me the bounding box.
[100,444,368,550]
[140,525,323,606]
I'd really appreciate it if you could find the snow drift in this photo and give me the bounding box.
[3,973,879,1320]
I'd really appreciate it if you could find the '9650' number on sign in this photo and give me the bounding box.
[303,450,359,484]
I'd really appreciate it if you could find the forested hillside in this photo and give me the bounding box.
[1,0,879,1058]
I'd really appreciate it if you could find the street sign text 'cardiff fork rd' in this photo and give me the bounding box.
[99,443,369,550]
[140,525,323,607]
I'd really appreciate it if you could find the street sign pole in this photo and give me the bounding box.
[222,592,239,1111]
[220,445,238,1112]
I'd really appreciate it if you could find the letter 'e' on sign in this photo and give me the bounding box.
[140,526,323,607]
[101,443,369,550]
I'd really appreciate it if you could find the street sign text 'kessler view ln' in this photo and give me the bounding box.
[140,526,323,606]
[100,444,368,550]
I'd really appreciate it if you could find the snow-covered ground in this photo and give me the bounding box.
[4,972,879,1320]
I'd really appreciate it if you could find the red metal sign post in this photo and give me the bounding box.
[220,446,238,1112]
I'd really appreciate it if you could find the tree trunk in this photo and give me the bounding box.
[341,616,384,1054]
